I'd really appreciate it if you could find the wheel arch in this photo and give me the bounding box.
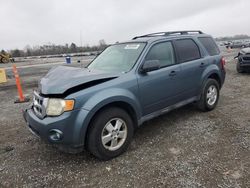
[89,101,138,128]
[83,100,139,147]
[201,65,222,89]
[207,72,221,88]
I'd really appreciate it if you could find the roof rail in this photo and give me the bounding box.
[132,30,203,40]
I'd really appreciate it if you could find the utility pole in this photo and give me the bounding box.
[80,30,82,48]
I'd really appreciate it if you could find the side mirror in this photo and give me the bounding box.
[140,60,160,73]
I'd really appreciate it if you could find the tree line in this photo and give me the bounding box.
[4,40,108,57]
[215,34,250,41]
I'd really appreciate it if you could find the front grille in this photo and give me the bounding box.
[33,91,48,119]
[242,56,250,61]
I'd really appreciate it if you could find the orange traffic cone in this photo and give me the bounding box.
[12,65,30,103]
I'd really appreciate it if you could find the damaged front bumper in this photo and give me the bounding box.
[23,105,91,153]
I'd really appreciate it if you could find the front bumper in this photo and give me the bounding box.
[23,106,90,153]
[238,60,250,72]
[239,56,250,67]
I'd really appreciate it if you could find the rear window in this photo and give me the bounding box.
[175,39,201,63]
[198,37,220,56]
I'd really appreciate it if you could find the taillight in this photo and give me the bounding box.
[221,57,226,71]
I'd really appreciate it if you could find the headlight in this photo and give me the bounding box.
[46,99,75,116]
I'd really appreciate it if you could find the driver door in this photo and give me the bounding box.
[137,41,182,115]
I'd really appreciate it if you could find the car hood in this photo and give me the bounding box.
[240,47,250,54]
[40,66,120,95]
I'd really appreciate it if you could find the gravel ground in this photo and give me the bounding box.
[0,50,249,187]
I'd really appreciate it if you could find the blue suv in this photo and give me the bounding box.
[23,31,226,160]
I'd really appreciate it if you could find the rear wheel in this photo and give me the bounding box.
[197,79,220,111]
[86,107,134,160]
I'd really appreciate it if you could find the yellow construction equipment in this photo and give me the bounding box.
[0,68,7,83]
[0,52,14,63]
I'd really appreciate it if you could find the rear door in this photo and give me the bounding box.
[173,38,204,99]
[137,41,182,115]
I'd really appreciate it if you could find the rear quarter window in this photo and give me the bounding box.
[198,37,220,56]
[175,39,201,63]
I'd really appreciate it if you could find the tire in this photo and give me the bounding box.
[86,107,134,160]
[1,58,9,63]
[197,79,220,112]
[236,62,243,73]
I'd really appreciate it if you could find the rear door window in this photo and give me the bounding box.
[174,39,201,63]
[198,37,220,56]
[145,41,175,68]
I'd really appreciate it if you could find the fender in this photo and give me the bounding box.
[199,64,222,95]
[78,88,142,145]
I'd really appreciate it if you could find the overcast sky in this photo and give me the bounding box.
[1,0,250,50]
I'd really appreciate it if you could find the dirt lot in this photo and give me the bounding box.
[0,50,249,187]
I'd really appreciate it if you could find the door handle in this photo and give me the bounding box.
[169,70,177,76]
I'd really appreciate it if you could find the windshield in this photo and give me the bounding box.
[88,43,146,73]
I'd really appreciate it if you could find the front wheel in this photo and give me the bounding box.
[197,79,220,111]
[86,107,134,160]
